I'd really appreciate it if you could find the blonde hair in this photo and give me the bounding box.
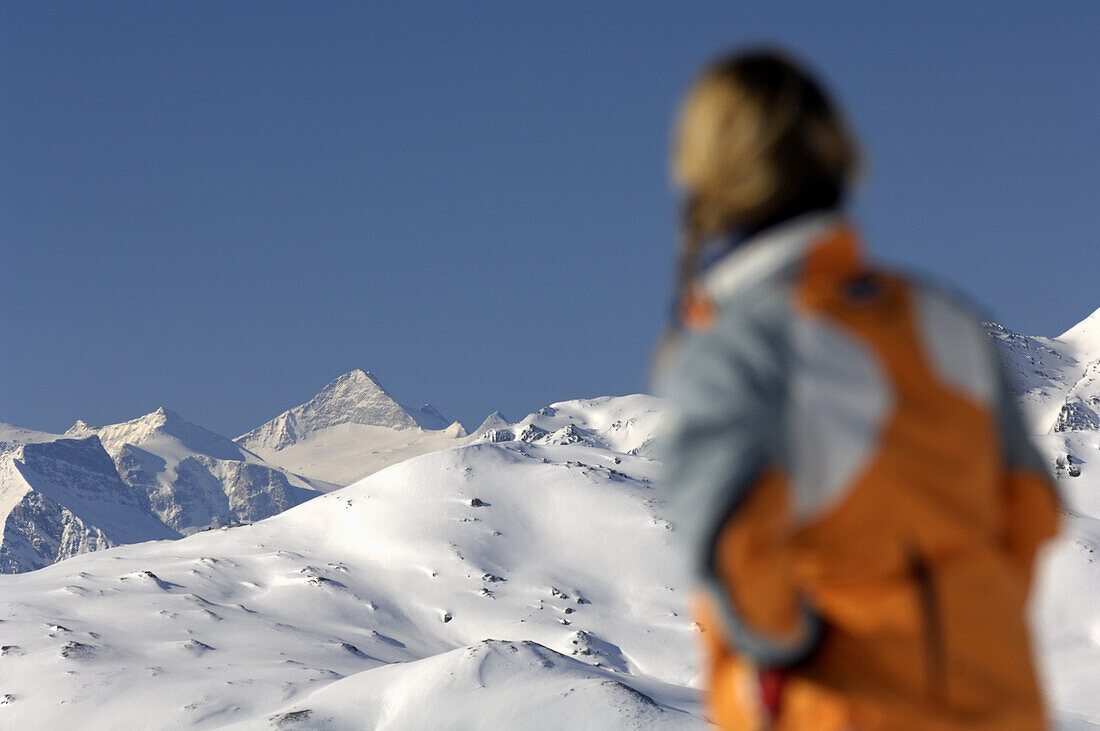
[672,50,860,305]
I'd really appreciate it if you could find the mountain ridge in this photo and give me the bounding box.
[237,369,450,453]
[4,316,1100,724]
[0,435,179,572]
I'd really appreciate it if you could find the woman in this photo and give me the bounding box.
[657,50,1059,730]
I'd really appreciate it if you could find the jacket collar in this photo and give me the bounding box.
[701,211,848,304]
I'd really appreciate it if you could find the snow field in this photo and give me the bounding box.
[0,434,703,728]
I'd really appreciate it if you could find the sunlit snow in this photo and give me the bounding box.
[4,307,1100,728]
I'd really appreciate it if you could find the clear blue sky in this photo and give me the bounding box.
[2,2,1097,436]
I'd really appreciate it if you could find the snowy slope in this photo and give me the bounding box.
[66,408,328,535]
[0,421,701,729]
[225,640,693,731]
[476,395,665,457]
[251,389,670,491]
[405,402,453,431]
[0,436,178,573]
[245,421,469,488]
[237,370,468,486]
[0,422,58,450]
[8,306,1100,728]
[992,308,1100,435]
[1045,312,1100,441]
[469,410,511,439]
[971,308,1100,727]
[990,309,1100,517]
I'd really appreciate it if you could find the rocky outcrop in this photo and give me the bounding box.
[0,436,178,573]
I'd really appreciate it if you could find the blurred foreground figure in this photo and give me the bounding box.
[656,50,1060,729]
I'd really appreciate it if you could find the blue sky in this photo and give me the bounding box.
[2,2,1097,436]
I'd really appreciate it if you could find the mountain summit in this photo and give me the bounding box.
[237,369,428,452]
[65,408,323,534]
[68,406,245,462]
[234,370,464,485]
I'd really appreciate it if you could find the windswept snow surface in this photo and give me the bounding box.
[0,413,701,729]
[225,640,693,730]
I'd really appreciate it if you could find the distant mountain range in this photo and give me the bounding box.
[3,309,1100,725]
[0,434,178,573]
[0,392,691,728]
[0,370,477,573]
[6,305,1100,576]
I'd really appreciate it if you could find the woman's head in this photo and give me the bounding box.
[672,50,860,294]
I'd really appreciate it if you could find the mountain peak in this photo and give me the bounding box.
[310,370,409,421]
[237,369,423,451]
[117,406,188,434]
[147,406,184,427]
[339,368,382,386]
[70,407,246,463]
[472,410,511,437]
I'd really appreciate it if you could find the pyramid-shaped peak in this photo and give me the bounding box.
[122,406,190,433]
[338,368,382,386]
[237,369,422,452]
[68,419,92,434]
[150,406,181,423]
[314,370,404,410]
[320,369,393,397]
[472,410,511,437]
[315,370,414,425]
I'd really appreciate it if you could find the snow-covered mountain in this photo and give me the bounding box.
[992,308,1100,497]
[470,410,511,439]
[0,422,58,450]
[233,370,666,489]
[975,308,1100,726]
[236,369,470,486]
[0,435,178,573]
[0,399,697,728]
[474,394,664,457]
[237,369,454,450]
[991,309,1100,433]
[65,407,328,535]
[0,407,334,574]
[9,308,1100,726]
